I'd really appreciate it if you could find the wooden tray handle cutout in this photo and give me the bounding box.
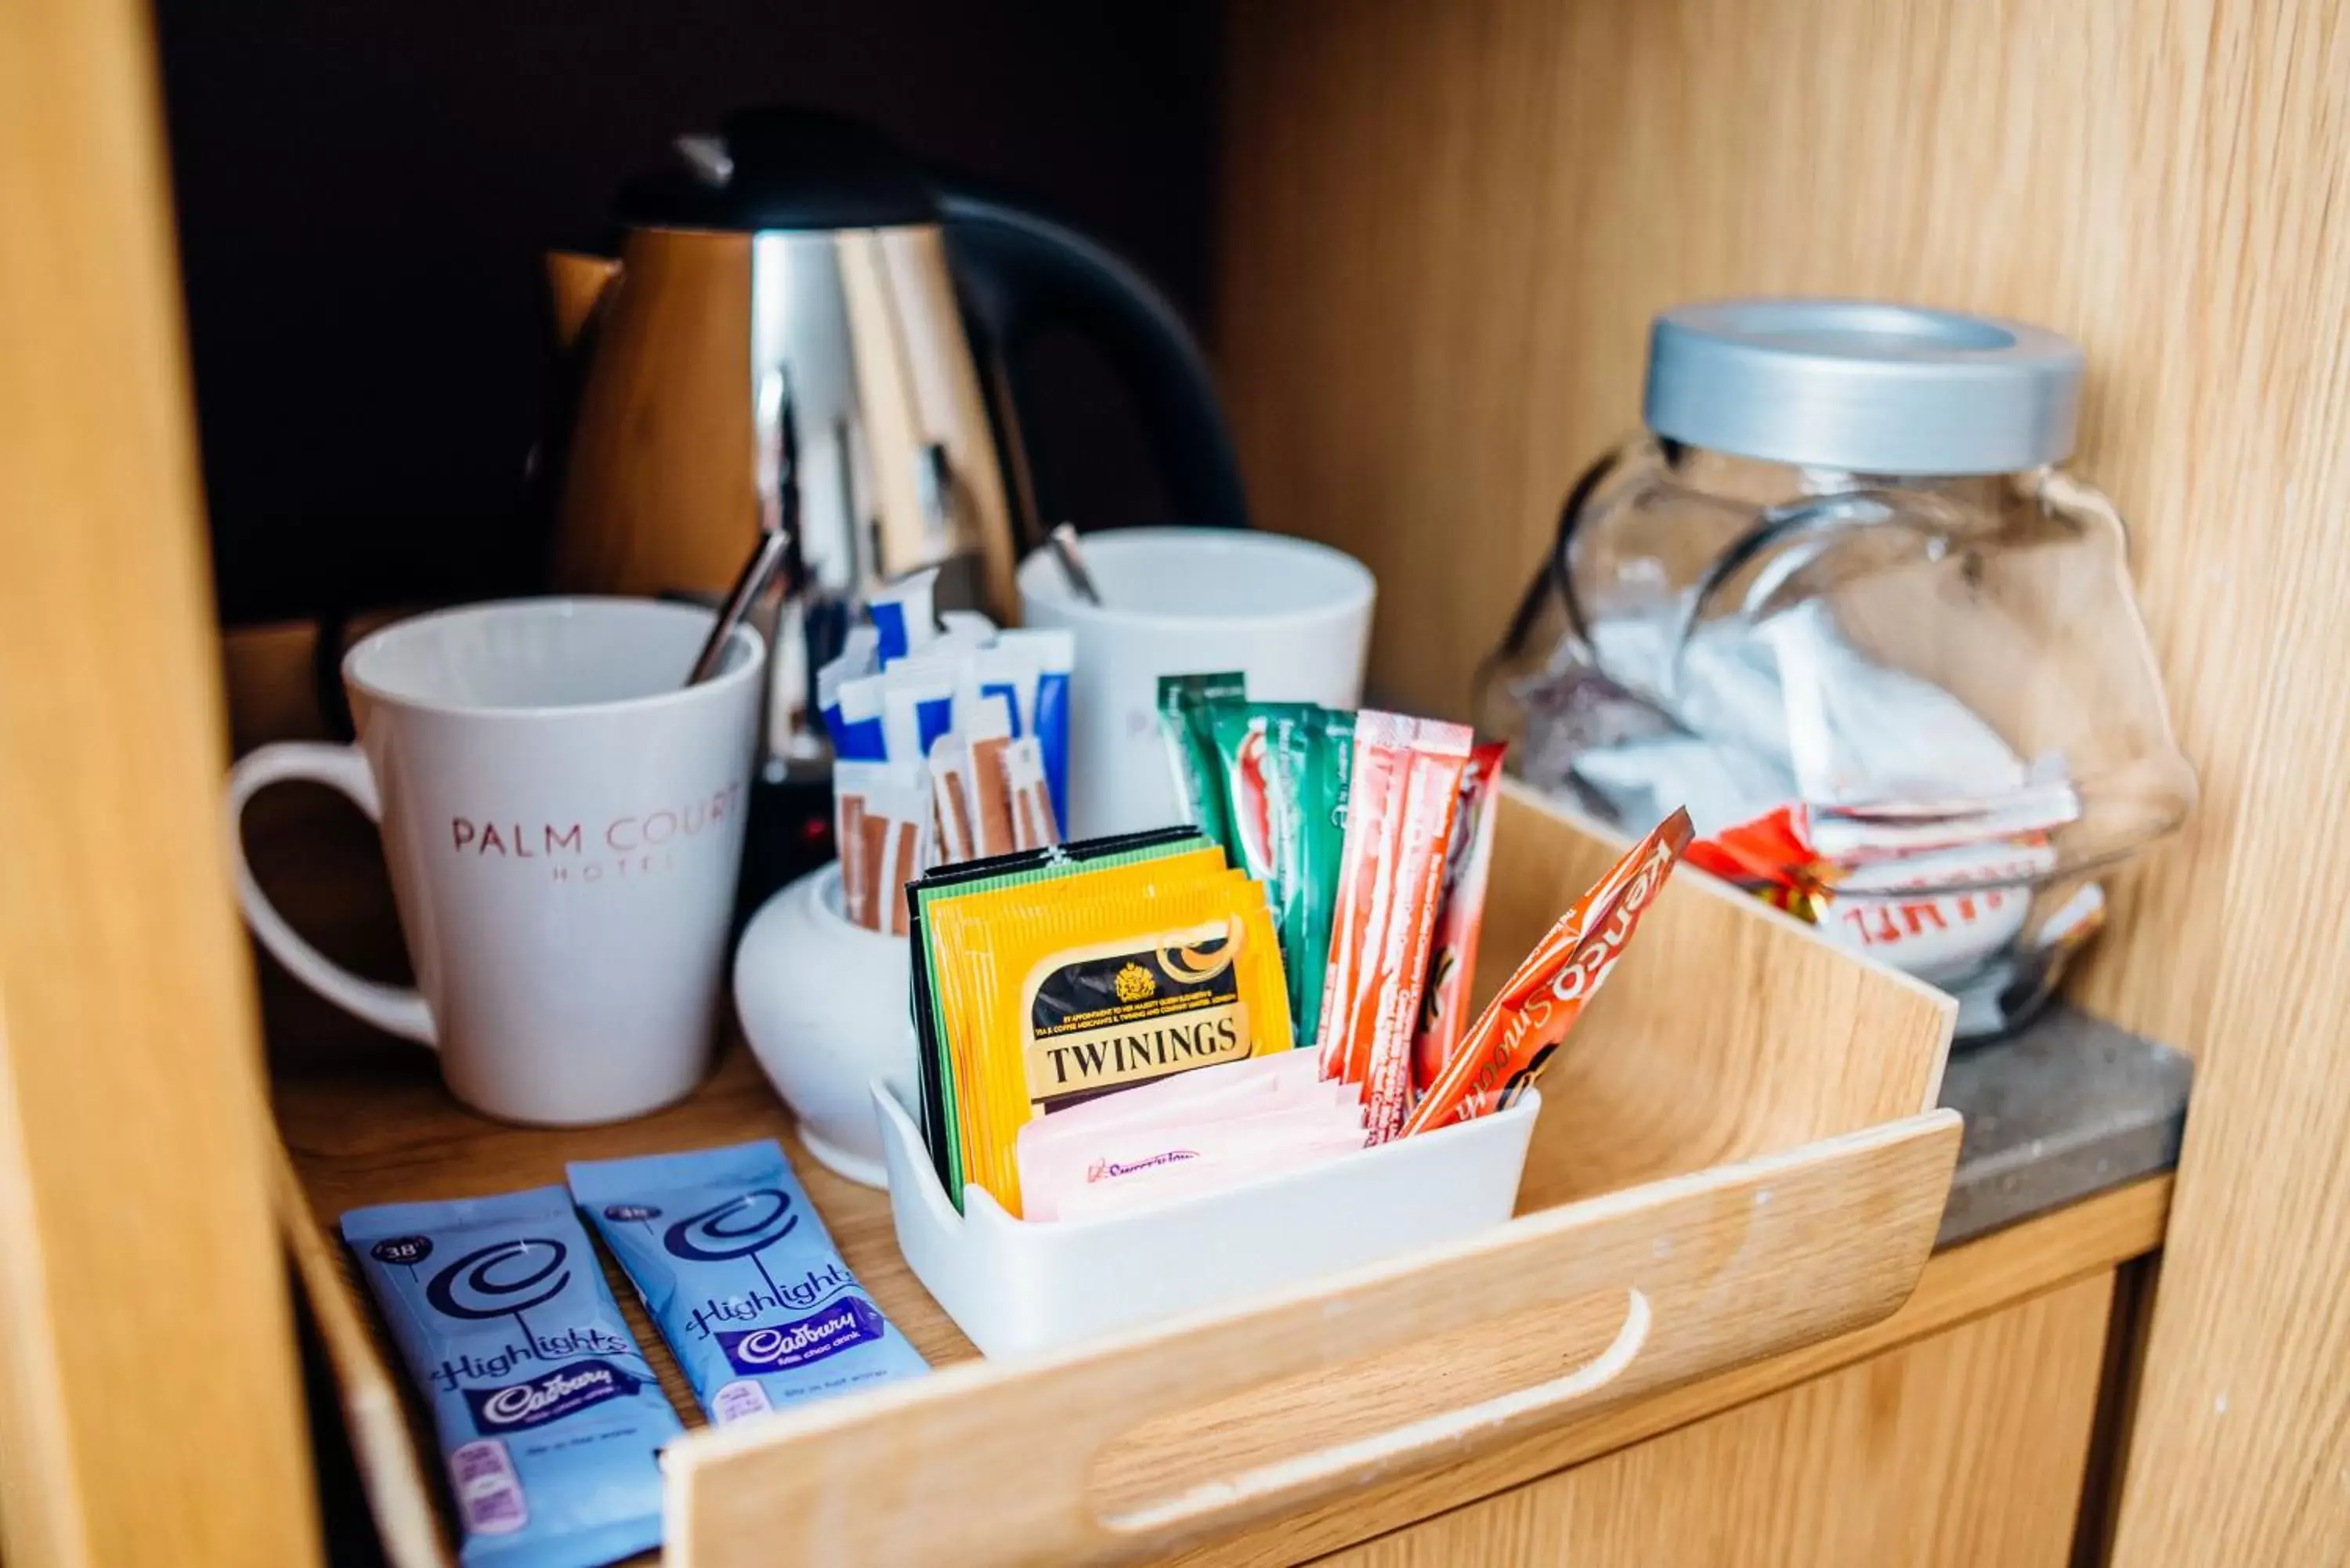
[1098,1288,1652,1536]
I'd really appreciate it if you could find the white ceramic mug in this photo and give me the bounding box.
[1018,527,1376,838]
[226,598,765,1125]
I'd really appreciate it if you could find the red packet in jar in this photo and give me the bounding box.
[1403,807,1691,1136]
[1684,804,1827,903]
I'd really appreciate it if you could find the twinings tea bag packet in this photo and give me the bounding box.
[972,878,1292,1215]
[924,853,1246,1212]
[921,846,1291,1216]
[920,844,1227,1172]
[1016,891,1277,1109]
[569,1142,926,1427]
[906,829,1209,1206]
[342,1187,680,1568]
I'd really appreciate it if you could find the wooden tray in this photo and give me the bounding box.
[268,781,1959,1568]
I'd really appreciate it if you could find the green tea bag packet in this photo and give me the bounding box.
[1157,672,1247,851]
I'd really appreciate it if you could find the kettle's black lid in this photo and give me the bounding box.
[614,107,938,231]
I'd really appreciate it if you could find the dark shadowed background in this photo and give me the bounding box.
[156,0,1223,628]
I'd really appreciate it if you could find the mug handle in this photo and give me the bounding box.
[225,742,436,1047]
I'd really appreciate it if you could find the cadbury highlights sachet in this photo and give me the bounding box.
[569,1140,927,1425]
[342,1187,680,1568]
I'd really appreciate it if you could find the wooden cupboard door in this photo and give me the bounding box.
[0,0,323,1563]
[1314,1274,2114,1568]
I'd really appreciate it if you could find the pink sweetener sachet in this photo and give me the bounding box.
[1016,1056,1368,1222]
[1017,1053,1331,1150]
[1021,1097,1364,1219]
[1044,1128,1370,1223]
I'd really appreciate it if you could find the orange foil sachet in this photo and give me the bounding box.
[1403,807,1693,1136]
[1411,739,1507,1095]
[1312,712,1473,1143]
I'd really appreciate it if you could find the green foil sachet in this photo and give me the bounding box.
[1157,671,1248,854]
[1205,700,1354,1046]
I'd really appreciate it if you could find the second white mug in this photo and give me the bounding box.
[1018,527,1376,839]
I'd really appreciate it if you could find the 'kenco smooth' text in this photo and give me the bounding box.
[448,782,743,883]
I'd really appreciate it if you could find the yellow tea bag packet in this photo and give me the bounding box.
[926,849,1232,1185]
[927,847,1228,940]
[950,872,1292,1215]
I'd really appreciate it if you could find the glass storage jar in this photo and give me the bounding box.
[1493,300,2195,1038]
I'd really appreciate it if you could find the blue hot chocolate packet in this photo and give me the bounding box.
[342,1187,681,1568]
[569,1140,928,1425]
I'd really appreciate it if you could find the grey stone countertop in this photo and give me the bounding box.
[1934,1000,2193,1248]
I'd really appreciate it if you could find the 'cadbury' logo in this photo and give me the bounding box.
[714,1299,882,1375]
[461,1359,639,1433]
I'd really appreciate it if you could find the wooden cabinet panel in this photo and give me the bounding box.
[0,0,321,1563]
[1314,1274,2113,1568]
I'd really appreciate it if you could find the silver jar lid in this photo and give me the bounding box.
[1643,298,2085,475]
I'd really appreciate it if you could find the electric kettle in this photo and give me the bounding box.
[549,107,1246,608]
[544,107,1249,901]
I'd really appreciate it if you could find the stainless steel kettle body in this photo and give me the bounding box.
[553,220,1018,627]
[550,109,1247,739]
[546,108,1249,898]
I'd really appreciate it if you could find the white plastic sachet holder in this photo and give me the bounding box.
[872,1078,1542,1359]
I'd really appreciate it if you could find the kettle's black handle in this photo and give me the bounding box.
[940,188,1250,547]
